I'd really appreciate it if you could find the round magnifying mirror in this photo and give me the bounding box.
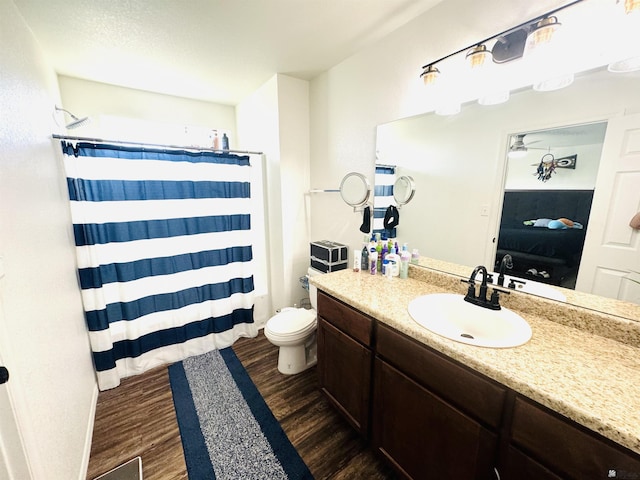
[340,172,371,207]
[393,175,415,206]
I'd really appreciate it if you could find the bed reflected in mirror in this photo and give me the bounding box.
[495,122,606,289]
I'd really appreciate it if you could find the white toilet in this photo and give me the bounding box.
[264,267,322,374]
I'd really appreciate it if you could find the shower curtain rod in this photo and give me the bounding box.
[51,134,263,156]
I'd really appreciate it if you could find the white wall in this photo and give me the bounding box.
[0,1,97,478]
[308,0,570,259]
[505,144,603,191]
[237,76,281,323]
[58,75,237,145]
[237,74,311,317]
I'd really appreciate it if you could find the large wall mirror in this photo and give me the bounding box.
[376,67,640,316]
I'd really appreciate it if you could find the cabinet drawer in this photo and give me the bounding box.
[317,291,373,346]
[376,323,506,429]
[510,395,640,479]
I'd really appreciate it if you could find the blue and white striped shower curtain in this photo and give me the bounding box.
[61,142,257,390]
[373,165,397,238]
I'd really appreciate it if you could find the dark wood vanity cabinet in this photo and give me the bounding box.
[317,291,374,436]
[373,323,505,479]
[316,291,640,479]
[499,395,640,480]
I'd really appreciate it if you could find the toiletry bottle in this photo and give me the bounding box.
[386,252,400,276]
[353,249,361,272]
[211,130,220,150]
[381,242,388,265]
[394,241,400,254]
[400,244,410,279]
[361,242,369,272]
[383,259,392,278]
[369,249,378,275]
[376,239,383,272]
[222,133,230,150]
[411,248,420,265]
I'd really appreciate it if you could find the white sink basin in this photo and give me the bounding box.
[408,293,532,348]
[491,274,566,302]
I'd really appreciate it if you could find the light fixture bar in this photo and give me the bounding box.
[419,0,584,72]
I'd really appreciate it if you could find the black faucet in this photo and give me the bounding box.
[497,254,513,287]
[462,265,508,310]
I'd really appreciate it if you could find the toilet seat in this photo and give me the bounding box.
[265,308,316,341]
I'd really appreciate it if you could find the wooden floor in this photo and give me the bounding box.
[86,332,396,479]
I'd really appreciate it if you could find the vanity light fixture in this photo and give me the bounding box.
[419,0,585,113]
[608,56,640,72]
[421,64,440,86]
[607,0,640,72]
[478,90,510,106]
[533,73,575,92]
[466,44,491,69]
[525,16,562,52]
[623,0,640,14]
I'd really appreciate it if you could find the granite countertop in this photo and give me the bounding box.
[310,267,640,456]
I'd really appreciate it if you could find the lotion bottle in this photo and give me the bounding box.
[400,244,410,279]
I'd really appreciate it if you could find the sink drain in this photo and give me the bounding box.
[460,333,475,339]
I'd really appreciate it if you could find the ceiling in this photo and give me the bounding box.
[518,121,608,151]
[15,0,442,105]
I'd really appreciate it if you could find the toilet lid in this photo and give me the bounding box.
[267,308,316,335]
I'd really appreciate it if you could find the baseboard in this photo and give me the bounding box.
[79,383,99,480]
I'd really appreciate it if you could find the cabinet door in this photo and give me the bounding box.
[499,445,563,480]
[317,317,372,436]
[376,323,506,430]
[506,396,640,479]
[372,358,498,480]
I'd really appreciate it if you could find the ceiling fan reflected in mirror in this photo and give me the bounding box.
[507,133,546,158]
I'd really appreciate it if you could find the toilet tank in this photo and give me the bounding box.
[307,267,324,310]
